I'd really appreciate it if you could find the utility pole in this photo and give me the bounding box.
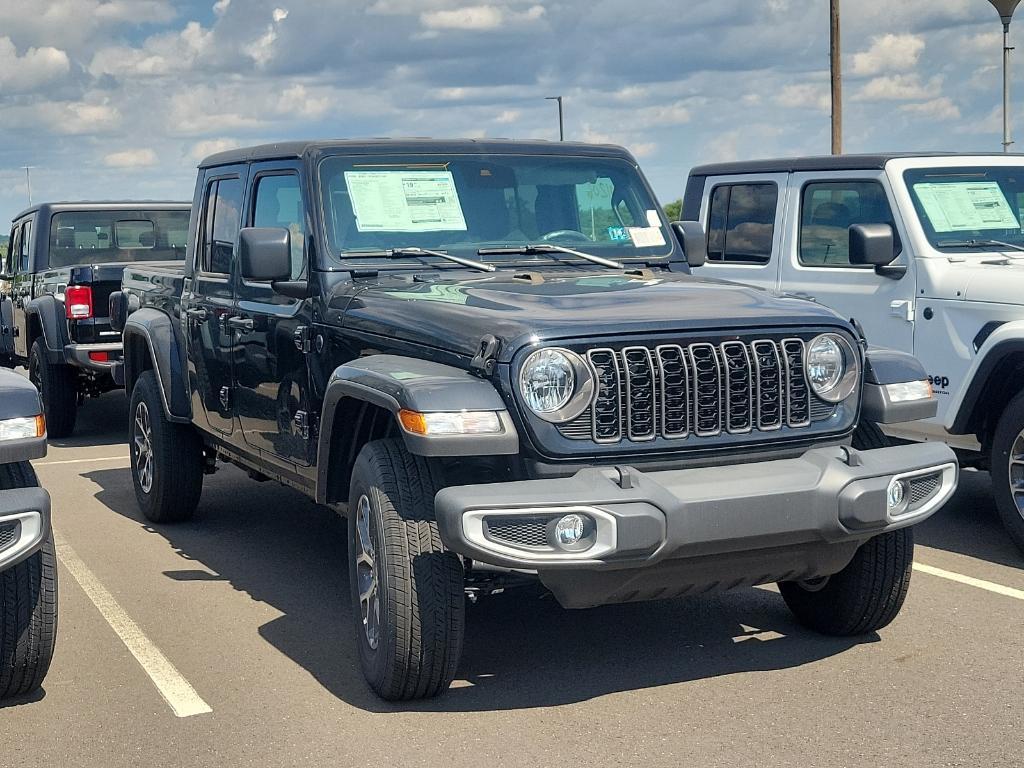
[989,1,1023,151]
[22,166,34,206]
[545,96,564,141]
[830,0,842,155]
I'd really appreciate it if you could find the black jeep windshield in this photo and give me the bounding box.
[48,209,189,268]
[317,153,671,267]
[904,166,1024,252]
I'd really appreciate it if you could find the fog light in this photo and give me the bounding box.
[887,478,908,513]
[554,514,586,547]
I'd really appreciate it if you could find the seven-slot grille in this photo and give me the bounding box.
[570,338,816,444]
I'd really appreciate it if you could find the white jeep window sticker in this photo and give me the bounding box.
[627,226,667,247]
[344,170,468,233]
[913,181,1021,232]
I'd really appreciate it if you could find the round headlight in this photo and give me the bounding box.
[518,348,593,422]
[805,333,859,403]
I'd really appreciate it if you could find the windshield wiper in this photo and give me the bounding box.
[935,238,1024,253]
[342,247,495,273]
[477,243,623,270]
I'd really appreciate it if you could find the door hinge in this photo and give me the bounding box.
[294,410,315,440]
[219,386,231,411]
[294,325,312,353]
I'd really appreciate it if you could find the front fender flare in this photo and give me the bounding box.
[123,309,192,422]
[316,355,519,504]
[947,321,1024,434]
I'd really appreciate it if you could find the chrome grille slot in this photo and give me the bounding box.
[782,339,811,427]
[622,347,657,440]
[751,340,783,430]
[587,349,622,443]
[656,345,689,438]
[721,341,753,434]
[690,343,722,436]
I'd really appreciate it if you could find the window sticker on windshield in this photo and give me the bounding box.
[344,170,468,233]
[607,226,631,242]
[627,226,666,248]
[912,181,1020,232]
[646,209,661,228]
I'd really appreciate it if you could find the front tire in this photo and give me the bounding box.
[0,461,58,700]
[28,338,77,439]
[990,391,1024,552]
[779,527,914,636]
[348,439,465,701]
[129,370,203,523]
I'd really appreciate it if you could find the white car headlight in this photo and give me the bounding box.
[518,348,594,423]
[0,415,45,441]
[805,334,860,403]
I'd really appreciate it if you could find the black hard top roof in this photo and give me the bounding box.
[13,201,191,223]
[689,152,1024,177]
[200,138,635,168]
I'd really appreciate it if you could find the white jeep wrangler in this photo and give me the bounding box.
[683,153,1024,551]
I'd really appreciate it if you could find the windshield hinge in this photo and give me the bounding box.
[470,334,500,377]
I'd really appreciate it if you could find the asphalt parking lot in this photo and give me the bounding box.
[1,392,1022,768]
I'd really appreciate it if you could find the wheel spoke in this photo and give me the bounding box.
[353,493,380,650]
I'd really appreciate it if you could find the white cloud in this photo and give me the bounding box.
[189,138,239,162]
[494,109,520,124]
[855,74,941,101]
[900,96,961,120]
[778,82,830,112]
[0,37,69,92]
[90,21,213,77]
[104,148,159,168]
[851,34,926,76]
[248,7,290,66]
[420,4,544,31]
[213,0,231,16]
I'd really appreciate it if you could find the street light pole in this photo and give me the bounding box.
[545,96,564,141]
[21,166,34,206]
[989,0,1023,151]
[830,0,842,155]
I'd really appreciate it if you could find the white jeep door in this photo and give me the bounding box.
[694,173,788,291]
[778,171,917,352]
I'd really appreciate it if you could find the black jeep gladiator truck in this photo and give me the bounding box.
[110,139,957,701]
[0,369,56,700]
[1,202,190,436]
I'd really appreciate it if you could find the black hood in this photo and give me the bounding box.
[340,270,851,362]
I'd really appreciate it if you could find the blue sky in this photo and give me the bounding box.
[0,0,1019,226]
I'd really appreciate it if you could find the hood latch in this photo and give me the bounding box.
[470,334,500,377]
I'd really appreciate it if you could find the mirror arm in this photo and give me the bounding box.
[271,279,309,299]
[875,265,907,280]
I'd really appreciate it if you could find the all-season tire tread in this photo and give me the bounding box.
[779,527,913,636]
[350,438,464,701]
[0,461,58,700]
[29,338,77,439]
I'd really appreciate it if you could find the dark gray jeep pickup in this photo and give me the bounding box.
[0,370,56,700]
[110,139,956,701]
[1,202,190,436]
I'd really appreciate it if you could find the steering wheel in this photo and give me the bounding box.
[539,229,593,244]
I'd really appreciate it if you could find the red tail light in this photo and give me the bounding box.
[65,286,93,319]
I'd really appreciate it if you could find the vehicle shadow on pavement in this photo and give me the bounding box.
[914,470,1023,571]
[48,392,129,450]
[84,464,873,713]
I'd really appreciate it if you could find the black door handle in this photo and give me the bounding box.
[225,316,254,332]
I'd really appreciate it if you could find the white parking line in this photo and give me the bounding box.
[54,536,213,718]
[34,455,129,467]
[914,562,1024,601]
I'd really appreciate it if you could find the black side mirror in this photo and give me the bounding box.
[239,227,291,282]
[671,221,707,267]
[849,223,904,278]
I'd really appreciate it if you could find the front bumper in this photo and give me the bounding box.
[64,342,123,375]
[0,487,51,571]
[434,442,958,607]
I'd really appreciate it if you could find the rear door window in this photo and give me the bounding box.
[706,183,777,264]
[201,177,244,274]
